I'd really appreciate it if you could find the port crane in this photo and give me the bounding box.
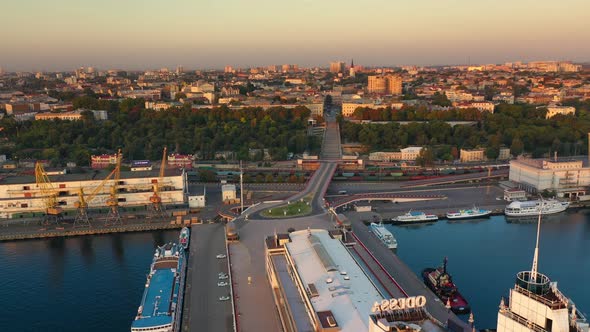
[148,147,167,220]
[35,162,64,225]
[73,165,120,228]
[105,149,123,226]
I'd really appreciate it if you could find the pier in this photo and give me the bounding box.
[351,218,472,332]
[0,216,189,242]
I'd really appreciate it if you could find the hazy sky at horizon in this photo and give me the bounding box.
[1,0,589,71]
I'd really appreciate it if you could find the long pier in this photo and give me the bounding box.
[351,220,472,332]
[0,221,183,241]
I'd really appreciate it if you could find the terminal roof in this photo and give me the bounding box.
[286,229,383,332]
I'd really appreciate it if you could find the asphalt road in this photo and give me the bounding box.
[244,161,337,219]
[229,216,331,332]
[182,223,233,332]
[334,186,506,219]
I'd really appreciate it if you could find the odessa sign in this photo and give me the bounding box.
[371,296,427,313]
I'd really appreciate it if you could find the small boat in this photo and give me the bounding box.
[422,258,470,314]
[369,222,398,249]
[179,227,190,250]
[393,210,438,224]
[446,206,491,220]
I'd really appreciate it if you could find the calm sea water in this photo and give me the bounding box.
[388,211,590,329]
[0,230,179,332]
[0,214,589,331]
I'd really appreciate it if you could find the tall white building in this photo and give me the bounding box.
[509,157,590,198]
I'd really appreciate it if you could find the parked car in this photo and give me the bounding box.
[218,274,228,280]
[216,254,227,259]
[217,281,228,287]
[219,296,230,301]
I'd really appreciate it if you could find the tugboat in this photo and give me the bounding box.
[179,227,190,250]
[422,257,470,314]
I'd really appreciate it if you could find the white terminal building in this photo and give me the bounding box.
[265,229,443,332]
[0,169,187,219]
[509,156,590,199]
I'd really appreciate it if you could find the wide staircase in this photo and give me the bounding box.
[321,119,342,160]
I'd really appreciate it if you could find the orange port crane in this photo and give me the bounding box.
[73,165,120,228]
[149,147,167,220]
[105,149,123,226]
[35,162,64,225]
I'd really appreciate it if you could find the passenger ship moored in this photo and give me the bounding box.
[504,199,569,217]
[131,241,186,332]
[369,222,398,249]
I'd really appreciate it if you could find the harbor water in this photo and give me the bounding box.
[0,230,179,332]
[0,213,589,331]
[388,211,590,329]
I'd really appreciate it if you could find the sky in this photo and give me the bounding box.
[1,0,589,71]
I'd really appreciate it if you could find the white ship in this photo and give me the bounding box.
[497,211,588,332]
[504,199,569,217]
[446,206,491,220]
[393,211,438,223]
[369,222,398,249]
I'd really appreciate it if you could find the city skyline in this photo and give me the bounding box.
[1,0,590,71]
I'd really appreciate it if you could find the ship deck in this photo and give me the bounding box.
[131,267,178,329]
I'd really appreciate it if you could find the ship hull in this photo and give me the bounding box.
[504,200,569,217]
[369,223,398,249]
[391,217,438,225]
[446,212,491,220]
[131,240,186,332]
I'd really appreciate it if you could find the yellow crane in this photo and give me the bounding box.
[35,162,64,225]
[105,149,123,226]
[149,147,167,220]
[73,166,119,228]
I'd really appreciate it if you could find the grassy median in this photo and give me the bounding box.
[260,193,313,218]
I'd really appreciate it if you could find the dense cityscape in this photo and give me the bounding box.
[2,0,590,332]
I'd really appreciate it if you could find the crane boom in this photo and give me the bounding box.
[159,147,167,187]
[105,149,123,225]
[74,165,120,227]
[35,162,63,225]
[148,147,167,220]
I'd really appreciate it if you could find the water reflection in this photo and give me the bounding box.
[393,222,437,230]
[47,237,66,287]
[111,234,125,263]
[446,217,490,225]
[505,214,563,224]
[151,231,165,247]
[80,237,94,266]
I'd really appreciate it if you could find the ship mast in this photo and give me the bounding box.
[530,197,543,282]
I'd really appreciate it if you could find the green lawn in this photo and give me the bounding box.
[260,194,313,218]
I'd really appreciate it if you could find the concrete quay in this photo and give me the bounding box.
[0,218,184,241]
[351,219,472,332]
